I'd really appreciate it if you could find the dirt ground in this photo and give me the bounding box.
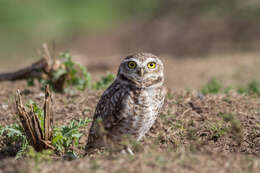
[0,53,260,173]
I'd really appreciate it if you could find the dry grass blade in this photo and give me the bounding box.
[0,58,48,81]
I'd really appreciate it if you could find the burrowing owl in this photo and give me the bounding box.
[86,53,166,154]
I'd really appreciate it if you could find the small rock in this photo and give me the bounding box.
[1,104,8,110]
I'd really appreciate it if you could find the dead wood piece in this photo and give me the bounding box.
[0,58,48,81]
[15,85,54,151]
[0,43,66,92]
[44,85,53,140]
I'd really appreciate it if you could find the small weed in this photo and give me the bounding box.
[201,78,260,96]
[207,122,226,141]
[201,77,222,95]
[222,97,232,104]
[1,101,91,157]
[59,52,92,91]
[186,127,198,140]
[35,52,91,92]
[27,52,115,92]
[218,112,242,143]
[52,118,91,152]
[26,101,45,132]
[0,123,28,158]
[237,80,260,95]
[92,73,115,90]
[218,112,233,122]
[224,86,232,93]
[219,113,241,133]
[27,78,35,86]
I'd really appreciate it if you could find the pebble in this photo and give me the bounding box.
[1,104,8,110]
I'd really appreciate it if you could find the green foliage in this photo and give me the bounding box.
[92,73,115,90]
[0,123,28,158]
[201,77,222,95]
[27,78,35,86]
[0,101,91,157]
[0,100,45,157]
[32,52,92,92]
[218,113,242,142]
[219,113,234,122]
[201,78,260,96]
[52,118,91,152]
[26,101,45,133]
[207,122,226,140]
[59,52,91,91]
[237,80,260,95]
[28,52,115,92]
[59,52,115,91]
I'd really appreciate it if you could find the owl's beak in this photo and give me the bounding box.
[138,68,145,77]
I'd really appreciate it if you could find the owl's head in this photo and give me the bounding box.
[117,52,164,88]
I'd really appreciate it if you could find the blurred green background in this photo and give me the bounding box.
[1,0,260,60]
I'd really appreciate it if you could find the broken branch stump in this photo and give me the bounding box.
[15,85,55,151]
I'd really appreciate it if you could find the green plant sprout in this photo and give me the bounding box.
[237,80,260,95]
[201,77,260,96]
[201,77,222,95]
[52,118,91,152]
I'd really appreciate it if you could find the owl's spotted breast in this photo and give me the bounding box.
[112,85,164,141]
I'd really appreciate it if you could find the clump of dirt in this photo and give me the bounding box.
[0,81,260,173]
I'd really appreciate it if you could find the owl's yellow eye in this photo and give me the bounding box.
[147,62,156,69]
[128,61,137,69]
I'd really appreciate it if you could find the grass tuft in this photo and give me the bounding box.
[201,77,222,95]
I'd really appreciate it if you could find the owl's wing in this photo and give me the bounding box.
[86,81,127,149]
[153,86,166,114]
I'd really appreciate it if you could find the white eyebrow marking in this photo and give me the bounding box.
[123,58,141,64]
[143,58,157,63]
